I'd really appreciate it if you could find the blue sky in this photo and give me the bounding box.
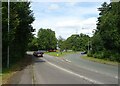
[30,1,110,39]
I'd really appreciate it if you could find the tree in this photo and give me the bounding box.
[2,2,35,67]
[91,2,120,62]
[58,36,65,52]
[61,34,89,52]
[28,36,38,51]
[79,33,90,51]
[37,28,57,50]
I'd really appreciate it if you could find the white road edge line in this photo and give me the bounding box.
[62,57,118,79]
[45,55,118,79]
[43,58,103,84]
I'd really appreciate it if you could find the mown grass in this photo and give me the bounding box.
[81,55,118,66]
[45,51,77,57]
[1,54,33,84]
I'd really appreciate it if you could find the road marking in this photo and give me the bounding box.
[31,63,36,85]
[44,55,118,80]
[63,57,118,79]
[31,66,34,84]
[64,59,71,62]
[115,76,118,79]
[42,58,103,84]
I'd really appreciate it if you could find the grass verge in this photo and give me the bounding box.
[45,51,78,57]
[81,55,118,66]
[1,54,33,84]
[45,51,118,66]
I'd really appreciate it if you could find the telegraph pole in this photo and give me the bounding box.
[7,0,10,68]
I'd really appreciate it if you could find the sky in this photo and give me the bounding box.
[30,0,110,39]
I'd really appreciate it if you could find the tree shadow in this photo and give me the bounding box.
[2,54,34,84]
[33,56,46,63]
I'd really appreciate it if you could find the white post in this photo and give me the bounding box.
[7,0,10,68]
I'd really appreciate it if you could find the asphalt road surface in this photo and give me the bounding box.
[8,52,118,84]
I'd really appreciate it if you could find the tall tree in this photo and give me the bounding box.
[2,2,34,67]
[91,2,120,61]
[37,28,57,50]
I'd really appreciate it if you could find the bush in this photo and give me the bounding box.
[93,51,104,59]
[109,53,120,62]
[87,51,93,57]
[92,50,120,62]
[102,50,111,59]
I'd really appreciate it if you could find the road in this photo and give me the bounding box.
[8,52,118,84]
[64,53,118,79]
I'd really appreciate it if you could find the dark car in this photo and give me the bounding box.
[81,51,87,54]
[33,51,44,57]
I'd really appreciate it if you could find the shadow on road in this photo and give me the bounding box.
[33,57,46,63]
[14,54,34,71]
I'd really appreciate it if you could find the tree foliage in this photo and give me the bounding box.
[2,2,34,67]
[57,36,65,51]
[37,28,57,50]
[28,36,38,51]
[91,2,120,62]
[58,34,90,52]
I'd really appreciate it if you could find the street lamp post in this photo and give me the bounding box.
[7,0,10,68]
[91,30,95,51]
[87,30,95,54]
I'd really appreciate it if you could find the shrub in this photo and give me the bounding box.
[109,53,120,62]
[87,51,93,57]
[93,51,104,59]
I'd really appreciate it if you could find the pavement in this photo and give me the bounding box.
[5,52,118,85]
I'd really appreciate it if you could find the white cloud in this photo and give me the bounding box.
[65,2,78,7]
[70,6,99,17]
[82,17,97,29]
[55,17,97,38]
[32,16,97,39]
[31,2,100,39]
[56,19,82,29]
[31,0,110,3]
[48,4,60,10]
[55,17,97,30]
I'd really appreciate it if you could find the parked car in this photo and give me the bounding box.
[33,50,44,57]
[48,49,56,52]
